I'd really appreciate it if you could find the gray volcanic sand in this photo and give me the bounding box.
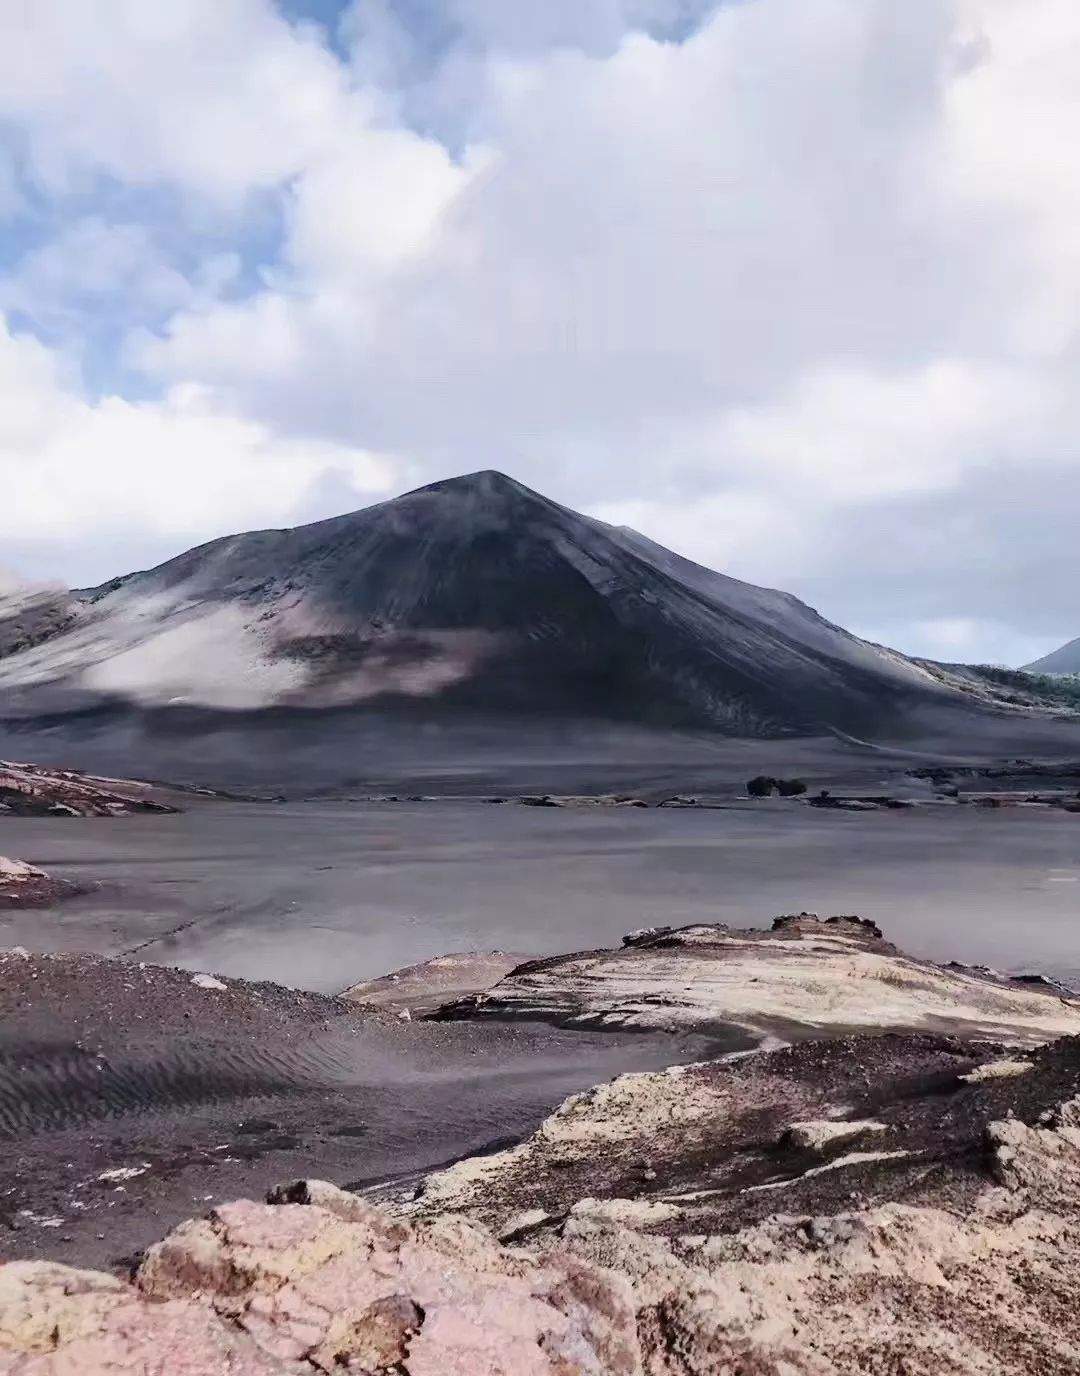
[0,953,723,1272]
[2,798,1080,989]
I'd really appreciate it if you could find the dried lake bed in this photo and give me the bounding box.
[2,797,1079,992]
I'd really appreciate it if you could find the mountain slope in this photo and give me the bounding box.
[0,471,992,736]
[1025,637,1080,675]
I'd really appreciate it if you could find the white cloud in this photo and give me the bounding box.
[139,4,979,412]
[593,490,815,587]
[941,0,1080,353]
[2,0,1080,663]
[1,218,195,339]
[705,359,1055,501]
[0,0,346,203]
[425,0,707,56]
[282,112,483,284]
[0,317,395,569]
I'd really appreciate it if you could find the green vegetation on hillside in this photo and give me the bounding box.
[969,665,1080,711]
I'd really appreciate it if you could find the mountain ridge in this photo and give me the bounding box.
[0,470,1050,738]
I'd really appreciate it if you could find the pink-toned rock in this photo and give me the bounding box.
[0,1184,639,1375]
[142,1189,639,1375]
[0,1261,278,1374]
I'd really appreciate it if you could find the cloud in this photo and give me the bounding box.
[0,317,395,584]
[0,0,348,204]
[282,110,482,283]
[1,218,195,345]
[341,0,718,141]
[883,618,1053,669]
[1,0,1079,664]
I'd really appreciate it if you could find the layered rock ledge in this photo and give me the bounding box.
[435,915,1080,1046]
[0,761,179,817]
[341,951,529,1016]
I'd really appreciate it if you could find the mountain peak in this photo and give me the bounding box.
[406,470,547,505]
[0,467,958,732]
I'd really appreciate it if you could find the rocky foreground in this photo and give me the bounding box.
[2,1036,1079,1373]
[3,918,1080,1372]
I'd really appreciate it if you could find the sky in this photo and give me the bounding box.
[1,0,1078,667]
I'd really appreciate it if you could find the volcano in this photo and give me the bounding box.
[0,470,1008,738]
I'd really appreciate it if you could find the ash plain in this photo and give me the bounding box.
[2,793,1080,991]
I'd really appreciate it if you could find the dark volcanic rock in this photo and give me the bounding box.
[771,912,884,940]
[0,858,82,907]
[0,470,1008,737]
[0,949,360,1055]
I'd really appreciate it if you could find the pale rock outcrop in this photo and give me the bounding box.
[0,1261,276,1374]
[959,1057,1034,1083]
[407,1031,1080,1248]
[0,858,45,883]
[437,916,1080,1045]
[341,951,529,1015]
[435,1062,1080,1373]
[780,1119,889,1153]
[0,760,179,817]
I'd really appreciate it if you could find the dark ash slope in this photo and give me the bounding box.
[0,472,991,740]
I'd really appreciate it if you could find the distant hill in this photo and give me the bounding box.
[0,470,1062,740]
[1025,637,1080,675]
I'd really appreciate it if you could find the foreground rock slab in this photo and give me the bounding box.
[5,919,1080,1372]
[437,914,1080,1045]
